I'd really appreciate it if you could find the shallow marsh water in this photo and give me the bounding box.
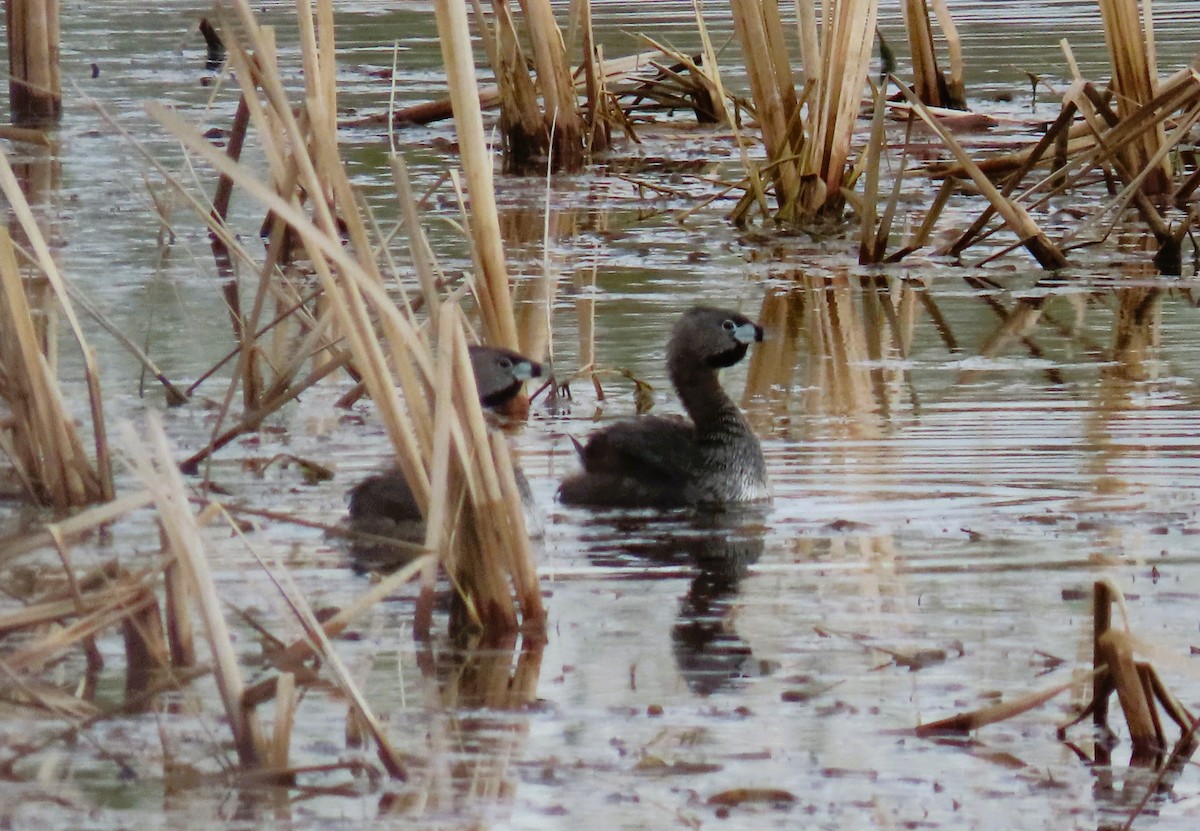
[3,1,1200,829]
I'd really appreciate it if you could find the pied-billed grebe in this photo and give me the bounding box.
[347,345,541,565]
[558,305,769,508]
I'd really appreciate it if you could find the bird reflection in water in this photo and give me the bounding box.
[580,507,770,696]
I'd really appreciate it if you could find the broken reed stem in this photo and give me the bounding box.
[270,671,297,770]
[929,0,965,107]
[516,0,585,171]
[492,0,549,172]
[730,0,802,221]
[257,560,407,779]
[902,0,946,107]
[1098,0,1170,193]
[798,0,878,218]
[915,674,1085,737]
[243,554,434,708]
[122,416,265,767]
[892,78,1069,270]
[1097,628,1159,752]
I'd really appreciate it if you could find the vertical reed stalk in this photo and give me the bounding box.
[579,0,613,149]
[1098,0,1171,193]
[730,0,803,221]
[516,0,585,171]
[492,0,548,172]
[929,0,965,108]
[270,672,297,770]
[162,542,196,667]
[901,0,948,107]
[435,0,521,349]
[796,0,820,79]
[6,0,61,125]
[798,0,879,217]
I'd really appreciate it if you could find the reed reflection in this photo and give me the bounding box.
[1082,286,1167,517]
[741,270,920,636]
[381,633,544,819]
[743,270,916,437]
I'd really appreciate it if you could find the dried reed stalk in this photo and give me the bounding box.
[122,416,266,767]
[515,0,585,171]
[915,674,1085,737]
[929,0,965,108]
[901,0,947,106]
[0,140,111,504]
[269,671,296,770]
[257,559,407,779]
[1090,580,1158,753]
[0,226,108,507]
[6,0,61,125]
[243,553,434,708]
[796,0,878,218]
[635,33,728,124]
[853,81,889,262]
[892,81,1069,270]
[730,0,803,221]
[690,1,731,124]
[434,0,521,349]
[121,587,171,697]
[152,0,540,638]
[3,583,156,674]
[0,579,143,637]
[899,0,967,110]
[578,0,613,148]
[1098,0,1171,193]
[492,0,547,173]
[0,490,151,564]
[162,545,196,667]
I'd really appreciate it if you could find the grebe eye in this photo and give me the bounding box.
[498,358,513,369]
[722,320,735,331]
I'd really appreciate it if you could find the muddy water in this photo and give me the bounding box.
[2,1,1200,829]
